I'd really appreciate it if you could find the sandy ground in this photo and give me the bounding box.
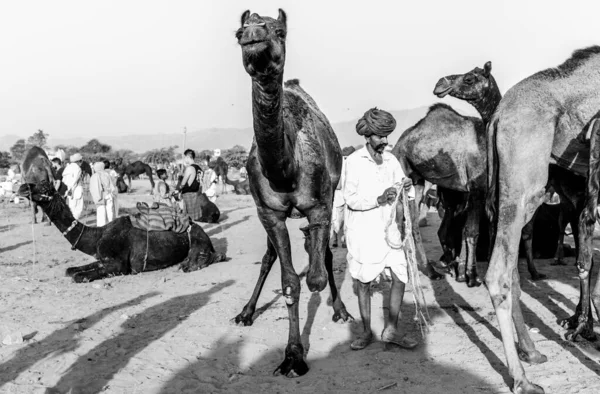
[1,179,600,394]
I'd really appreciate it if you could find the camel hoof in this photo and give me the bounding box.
[513,380,545,394]
[341,242,347,248]
[466,276,482,288]
[65,267,77,277]
[233,312,254,327]
[306,270,327,293]
[71,273,91,283]
[564,322,597,342]
[559,315,578,330]
[273,344,308,378]
[518,348,548,364]
[331,242,338,248]
[456,274,466,283]
[425,261,444,280]
[529,272,547,281]
[332,305,354,323]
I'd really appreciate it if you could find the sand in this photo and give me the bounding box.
[1,179,599,393]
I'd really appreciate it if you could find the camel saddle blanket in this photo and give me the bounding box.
[130,202,190,233]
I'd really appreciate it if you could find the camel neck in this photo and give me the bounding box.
[42,197,102,256]
[251,76,294,181]
[471,80,502,124]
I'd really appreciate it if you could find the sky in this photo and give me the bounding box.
[1,0,598,141]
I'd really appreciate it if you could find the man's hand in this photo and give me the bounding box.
[377,187,398,205]
[402,177,413,191]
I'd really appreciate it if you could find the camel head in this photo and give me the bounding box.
[17,180,56,203]
[434,61,494,101]
[236,9,287,78]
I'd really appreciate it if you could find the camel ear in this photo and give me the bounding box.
[483,61,492,76]
[278,9,287,27]
[241,10,250,27]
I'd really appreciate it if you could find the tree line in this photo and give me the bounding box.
[1,130,250,170]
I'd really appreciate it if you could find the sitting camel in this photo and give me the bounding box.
[233,9,355,377]
[118,160,155,193]
[225,176,250,195]
[197,193,220,223]
[18,180,226,282]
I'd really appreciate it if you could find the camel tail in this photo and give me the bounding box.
[485,115,500,256]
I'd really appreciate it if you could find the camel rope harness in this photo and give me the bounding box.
[384,186,431,337]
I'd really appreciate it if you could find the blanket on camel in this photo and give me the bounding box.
[130,202,190,233]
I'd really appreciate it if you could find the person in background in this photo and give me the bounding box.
[154,169,173,207]
[344,107,417,351]
[177,149,203,220]
[62,153,85,219]
[104,159,119,217]
[51,158,65,191]
[239,166,247,180]
[89,162,117,226]
[200,159,217,203]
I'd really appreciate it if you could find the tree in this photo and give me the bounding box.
[143,145,179,165]
[197,150,213,162]
[10,139,27,161]
[0,151,11,168]
[221,145,248,168]
[54,144,80,159]
[80,139,112,156]
[27,129,49,150]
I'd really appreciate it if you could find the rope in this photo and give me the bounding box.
[385,184,431,337]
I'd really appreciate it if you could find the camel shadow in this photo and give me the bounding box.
[44,280,235,394]
[0,240,33,254]
[0,292,160,391]
[157,296,495,393]
[204,215,251,237]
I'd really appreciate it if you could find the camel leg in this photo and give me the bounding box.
[65,262,104,277]
[413,181,426,227]
[31,203,38,224]
[68,261,122,283]
[551,205,568,266]
[487,198,545,394]
[408,199,445,279]
[463,196,482,287]
[253,208,307,377]
[511,268,548,364]
[233,238,277,326]
[325,245,353,323]
[127,175,132,193]
[520,212,546,281]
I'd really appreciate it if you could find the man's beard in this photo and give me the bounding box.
[374,144,386,153]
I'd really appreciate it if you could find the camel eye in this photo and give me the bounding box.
[275,29,286,38]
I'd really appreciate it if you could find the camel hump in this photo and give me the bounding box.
[284,78,300,87]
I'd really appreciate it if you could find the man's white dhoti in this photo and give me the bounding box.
[344,146,414,284]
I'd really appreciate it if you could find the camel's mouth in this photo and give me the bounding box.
[240,39,269,51]
[433,77,454,98]
[433,86,453,98]
[17,184,32,198]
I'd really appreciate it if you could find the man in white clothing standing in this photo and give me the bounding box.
[344,107,417,351]
[62,153,85,220]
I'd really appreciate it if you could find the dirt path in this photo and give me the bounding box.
[1,180,599,393]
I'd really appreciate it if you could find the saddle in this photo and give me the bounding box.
[130,202,190,233]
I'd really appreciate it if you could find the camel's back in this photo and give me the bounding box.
[282,80,342,184]
[394,104,486,189]
[495,46,600,175]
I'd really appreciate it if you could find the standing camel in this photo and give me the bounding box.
[393,62,507,287]
[118,160,155,194]
[232,9,353,377]
[208,156,229,194]
[485,46,600,394]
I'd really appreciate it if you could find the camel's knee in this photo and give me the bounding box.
[282,276,301,305]
[485,271,511,308]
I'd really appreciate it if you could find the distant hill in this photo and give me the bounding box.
[0,106,433,153]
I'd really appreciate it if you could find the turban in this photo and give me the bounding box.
[70,153,83,162]
[355,107,396,137]
[93,161,105,172]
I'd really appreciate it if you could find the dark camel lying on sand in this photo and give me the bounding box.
[18,180,226,282]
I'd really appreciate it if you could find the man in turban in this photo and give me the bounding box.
[344,107,417,350]
[90,162,117,226]
[62,153,85,219]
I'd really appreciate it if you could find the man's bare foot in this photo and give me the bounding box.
[350,332,373,350]
[381,327,418,349]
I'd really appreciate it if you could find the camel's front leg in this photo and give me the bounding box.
[520,212,546,281]
[127,175,132,193]
[256,207,307,377]
[463,196,482,287]
[68,261,122,283]
[233,238,277,326]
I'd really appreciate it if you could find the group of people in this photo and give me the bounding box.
[52,153,119,227]
[153,149,219,221]
[335,107,419,350]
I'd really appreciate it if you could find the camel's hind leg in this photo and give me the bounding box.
[561,120,600,341]
[324,245,353,322]
[233,238,277,326]
[487,193,546,394]
[463,195,482,287]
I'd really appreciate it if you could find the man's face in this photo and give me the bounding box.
[367,134,388,154]
[184,155,193,165]
[200,161,208,171]
[52,162,60,170]
[75,160,82,167]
